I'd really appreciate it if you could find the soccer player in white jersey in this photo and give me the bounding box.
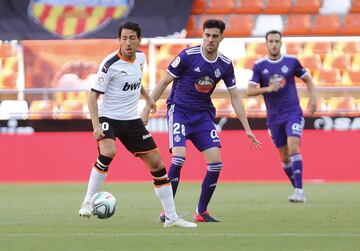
[79,21,197,228]
[247,30,317,202]
[142,19,262,222]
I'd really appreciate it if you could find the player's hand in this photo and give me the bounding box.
[140,106,151,126]
[268,82,281,92]
[93,127,105,141]
[246,131,262,149]
[146,97,157,114]
[308,94,317,115]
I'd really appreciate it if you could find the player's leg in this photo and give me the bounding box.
[138,150,197,228]
[286,117,306,202]
[278,146,295,187]
[79,138,116,217]
[168,146,186,197]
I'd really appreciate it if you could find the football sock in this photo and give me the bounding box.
[152,168,178,220]
[168,156,185,197]
[290,154,303,189]
[197,162,223,214]
[83,155,112,202]
[282,162,295,187]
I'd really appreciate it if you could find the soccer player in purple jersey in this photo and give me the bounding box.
[247,30,317,203]
[142,19,262,222]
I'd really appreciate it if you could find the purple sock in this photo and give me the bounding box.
[282,162,295,187]
[197,162,222,214]
[168,156,185,197]
[290,154,303,189]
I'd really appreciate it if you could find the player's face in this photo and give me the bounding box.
[119,29,141,59]
[266,33,282,59]
[202,28,223,54]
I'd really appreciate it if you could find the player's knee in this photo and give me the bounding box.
[99,146,117,158]
[94,154,113,173]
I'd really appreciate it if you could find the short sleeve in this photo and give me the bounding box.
[92,60,112,94]
[222,62,236,89]
[167,50,188,78]
[294,58,307,79]
[248,63,260,86]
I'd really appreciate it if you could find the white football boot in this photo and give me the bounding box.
[164,217,198,228]
[288,188,306,203]
[79,201,92,218]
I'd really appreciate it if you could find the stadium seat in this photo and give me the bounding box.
[263,0,292,14]
[304,42,333,59]
[235,55,261,70]
[58,100,88,119]
[320,0,351,14]
[350,0,360,13]
[233,0,264,14]
[29,100,58,119]
[333,41,360,55]
[338,14,360,35]
[290,0,321,14]
[0,100,29,119]
[297,54,322,73]
[323,54,351,72]
[3,56,18,72]
[245,42,267,57]
[285,42,304,55]
[0,72,17,88]
[206,0,235,14]
[326,97,355,113]
[185,15,198,37]
[313,68,342,86]
[351,54,360,70]
[225,15,253,37]
[342,69,360,86]
[252,15,284,37]
[191,0,207,14]
[283,15,311,36]
[309,15,340,35]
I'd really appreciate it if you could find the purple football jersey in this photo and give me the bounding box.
[167,45,236,118]
[249,55,308,125]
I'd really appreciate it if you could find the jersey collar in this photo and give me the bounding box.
[117,50,136,63]
[200,45,219,63]
[266,55,283,64]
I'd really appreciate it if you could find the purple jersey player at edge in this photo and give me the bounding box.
[247,30,317,203]
[142,19,262,223]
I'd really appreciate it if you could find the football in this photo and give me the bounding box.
[90,191,117,219]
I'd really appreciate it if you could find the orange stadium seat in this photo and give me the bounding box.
[342,69,360,86]
[235,55,260,70]
[313,68,342,86]
[58,100,88,119]
[191,0,207,14]
[263,0,292,14]
[297,54,322,73]
[29,100,58,119]
[225,15,253,37]
[285,42,304,55]
[233,0,264,14]
[326,97,355,113]
[0,72,17,88]
[350,0,360,13]
[290,0,321,14]
[333,41,360,55]
[304,42,333,59]
[185,15,198,37]
[246,42,267,57]
[323,54,351,72]
[283,15,311,36]
[338,14,360,35]
[351,53,360,70]
[206,0,235,14]
[310,15,340,35]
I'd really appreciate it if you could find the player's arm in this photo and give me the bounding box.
[140,72,175,124]
[88,90,105,140]
[247,82,280,96]
[140,85,157,113]
[301,74,317,114]
[228,87,262,148]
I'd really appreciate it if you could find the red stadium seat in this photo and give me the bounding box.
[310,15,340,36]
[290,0,321,14]
[233,0,264,14]
[263,0,292,14]
[206,0,235,14]
[225,15,253,37]
[338,14,360,36]
[191,0,207,14]
[283,15,311,36]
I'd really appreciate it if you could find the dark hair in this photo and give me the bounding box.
[203,19,226,33]
[118,21,141,38]
[265,30,282,41]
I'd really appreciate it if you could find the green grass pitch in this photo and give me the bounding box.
[1,183,360,251]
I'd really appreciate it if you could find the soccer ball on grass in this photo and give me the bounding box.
[90,191,117,219]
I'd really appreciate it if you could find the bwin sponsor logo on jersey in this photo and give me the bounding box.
[122,81,141,91]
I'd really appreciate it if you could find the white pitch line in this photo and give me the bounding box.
[1,233,360,237]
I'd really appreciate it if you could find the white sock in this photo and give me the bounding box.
[83,167,107,202]
[154,184,178,221]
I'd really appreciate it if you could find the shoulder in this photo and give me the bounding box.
[283,54,300,63]
[183,45,201,56]
[100,51,120,73]
[254,57,267,65]
[218,52,232,65]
